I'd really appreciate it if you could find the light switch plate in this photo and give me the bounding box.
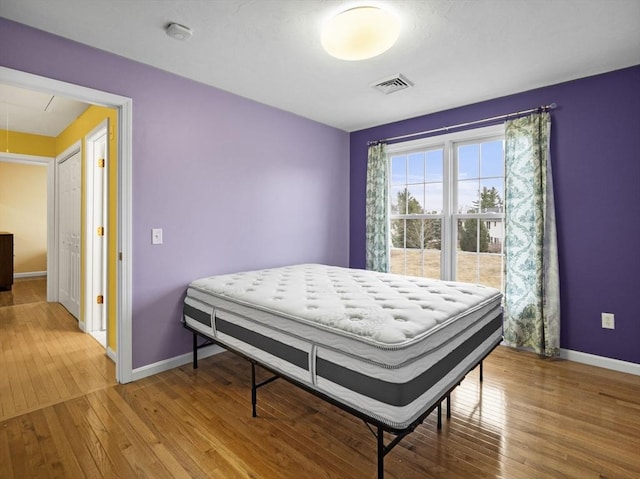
[151,228,163,245]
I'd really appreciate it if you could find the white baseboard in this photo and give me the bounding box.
[560,348,640,376]
[131,344,224,381]
[14,271,47,278]
[107,346,117,362]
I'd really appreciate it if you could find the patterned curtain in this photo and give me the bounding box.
[365,143,389,272]
[503,112,560,357]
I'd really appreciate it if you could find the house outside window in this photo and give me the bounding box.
[387,125,505,290]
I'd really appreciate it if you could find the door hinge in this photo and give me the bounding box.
[98,158,105,168]
[119,252,123,261]
[96,295,104,304]
[97,226,105,236]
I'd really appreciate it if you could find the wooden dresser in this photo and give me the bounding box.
[0,232,14,291]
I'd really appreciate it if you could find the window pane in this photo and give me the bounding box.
[390,246,406,275]
[405,219,423,249]
[425,183,443,214]
[398,249,421,277]
[407,152,425,184]
[458,218,485,253]
[486,218,504,253]
[422,219,442,278]
[406,185,424,213]
[391,218,430,251]
[480,218,503,289]
[457,179,480,213]
[390,219,405,248]
[456,252,479,284]
[424,219,441,251]
[422,250,441,279]
[481,141,504,178]
[458,144,479,179]
[457,218,481,283]
[390,219,442,278]
[456,219,503,288]
[390,185,405,214]
[426,149,443,182]
[479,179,504,213]
[390,155,406,184]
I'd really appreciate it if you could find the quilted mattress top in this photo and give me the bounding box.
[188,264,502,348]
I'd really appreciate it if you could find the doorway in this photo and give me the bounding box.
[0,65,133,383]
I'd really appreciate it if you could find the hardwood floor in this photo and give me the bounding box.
[0,278,116,421]
[1,280,639,478]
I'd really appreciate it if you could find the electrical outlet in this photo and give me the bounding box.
[601,312,615,330]
[151,228,163,245]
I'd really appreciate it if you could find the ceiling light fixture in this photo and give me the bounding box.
[321,6,400,61]
[166,22,193,41]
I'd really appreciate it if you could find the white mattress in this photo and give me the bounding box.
[183,264,503,429]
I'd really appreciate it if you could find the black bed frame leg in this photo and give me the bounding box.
[251,362,257,417]
[480,361,484,382]
[192,332,198,369]
[446,394,451,419]
[437,403,442,430]
[377,425,384,479]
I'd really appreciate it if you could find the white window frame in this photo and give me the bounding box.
[387,124,505,285]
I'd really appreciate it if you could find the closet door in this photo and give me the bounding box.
[58,150,81,319]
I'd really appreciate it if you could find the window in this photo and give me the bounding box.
[388,125,505,290]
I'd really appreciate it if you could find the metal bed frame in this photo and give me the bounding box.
[184,322,497,479]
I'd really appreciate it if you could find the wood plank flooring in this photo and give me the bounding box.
[0,278,116,421]
[1,279,639,478]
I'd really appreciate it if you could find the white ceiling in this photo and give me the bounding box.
[0,83,89,137]
[1,0,639,133]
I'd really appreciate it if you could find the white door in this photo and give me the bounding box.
[58,150,81,319]
[86,126,107,333]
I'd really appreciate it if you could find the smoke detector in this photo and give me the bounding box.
[371,74,414,94]
[166,23,193,41]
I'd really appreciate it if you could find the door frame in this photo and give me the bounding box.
[84,121,108,340]
[0,66,133,383]
[0,153,55,281]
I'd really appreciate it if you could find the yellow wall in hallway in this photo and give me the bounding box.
[0,129,56,157]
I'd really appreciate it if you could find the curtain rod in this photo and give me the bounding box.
[368,102,557,146]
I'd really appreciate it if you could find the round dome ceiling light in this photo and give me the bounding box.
[321,6,400,61]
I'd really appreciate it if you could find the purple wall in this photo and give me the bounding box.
[350,66,640,364]
[0,18,350,368]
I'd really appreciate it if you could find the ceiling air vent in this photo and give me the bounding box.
[371,74,414,95]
